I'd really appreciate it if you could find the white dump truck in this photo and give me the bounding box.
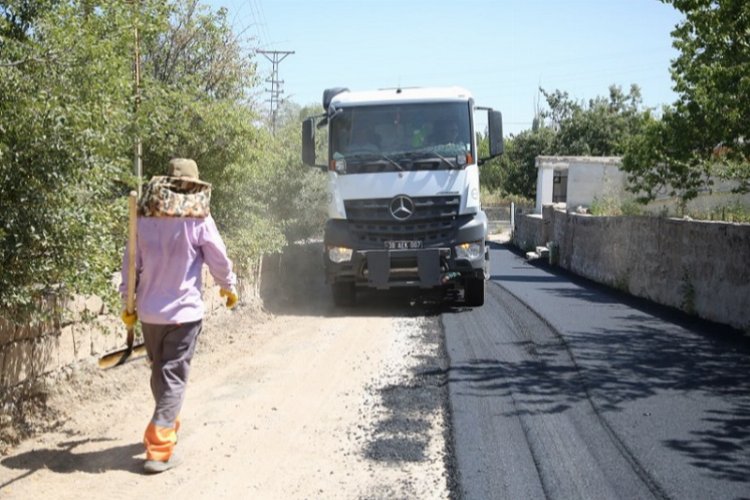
[302,86,503,306]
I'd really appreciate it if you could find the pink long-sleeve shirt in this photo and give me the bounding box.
[120,215,236,325]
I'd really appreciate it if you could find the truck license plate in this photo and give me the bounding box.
[385,240,423,250]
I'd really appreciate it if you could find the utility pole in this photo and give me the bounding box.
[125,0,143,194]
[133,20,142,196]
[257,49,294,134]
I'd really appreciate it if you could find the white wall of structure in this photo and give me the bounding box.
[567,157,626,209]
[535,156,625,213]
[535,157,565,212]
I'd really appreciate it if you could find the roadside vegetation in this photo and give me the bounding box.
[0,0,326,316]
[481,191,534,209]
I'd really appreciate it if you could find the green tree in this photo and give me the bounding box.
[0,0,333,315]
[257,101,327,243]
[480,127,556,199]
[0,0,58,43]
[502,127,557,199]
[623,0,750,202]
[0,0,295,313]
[543,84,648,156]
[482,85,647,199]
[0,1,137,312]
[137,0,285,271]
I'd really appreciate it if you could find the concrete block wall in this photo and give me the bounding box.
[512,213,544,252]
[0,268,234,394]
[513,207,750,331]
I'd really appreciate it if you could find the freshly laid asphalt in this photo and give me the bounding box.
[443,243,750,500]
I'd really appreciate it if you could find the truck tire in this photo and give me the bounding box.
[464,277,485,307]
[332,281,356,307]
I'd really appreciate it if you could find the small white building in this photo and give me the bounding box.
[533,155,750,216]
[535,156,626,213]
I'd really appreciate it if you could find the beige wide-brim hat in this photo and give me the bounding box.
[139,158,212,217]
[167,158,211,186]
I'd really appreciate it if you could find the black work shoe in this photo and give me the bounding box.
[143,454,182,474]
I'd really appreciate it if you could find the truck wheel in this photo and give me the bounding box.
[332,281,356,307]
[464,277,485,307]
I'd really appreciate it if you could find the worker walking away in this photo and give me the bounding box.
[120,158,238,474]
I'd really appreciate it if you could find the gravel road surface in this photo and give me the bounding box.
[0,294,452,499]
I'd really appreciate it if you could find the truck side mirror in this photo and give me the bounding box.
[488,110,504,157]
[302,118,316,166]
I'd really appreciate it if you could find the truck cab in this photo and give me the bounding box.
[302,86,503,306]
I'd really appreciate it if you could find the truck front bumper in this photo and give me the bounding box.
[323,212,488,289]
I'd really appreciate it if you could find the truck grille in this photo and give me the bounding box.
[344,195,461,247]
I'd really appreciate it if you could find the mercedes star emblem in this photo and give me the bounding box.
[389,195,415,221]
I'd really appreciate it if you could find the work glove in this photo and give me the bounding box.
[220,287,239,309]
[121,309,138,328]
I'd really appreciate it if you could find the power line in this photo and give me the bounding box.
[257,49,294,134]
[248,0,272,50]
[253,0,272,49]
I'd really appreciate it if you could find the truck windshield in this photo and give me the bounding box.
[330,102,472,174]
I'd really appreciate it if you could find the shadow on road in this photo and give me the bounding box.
[446,246,750,484]
[0,439,143,488]
[663,402,750,483]
[570,312,750,483]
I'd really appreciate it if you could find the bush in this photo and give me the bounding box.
[0,2,134,316]
[590,196,643,217]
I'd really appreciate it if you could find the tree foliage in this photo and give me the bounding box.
[261,102,327,243]
[481,85,650,199]
[480,127,556,199]
[133,1,289,272]
[1,1,135,311]
[0,0,324,314]
[543,85,649,156]
[623,0,750,201]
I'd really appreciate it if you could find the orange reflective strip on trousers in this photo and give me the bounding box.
[144,421,177,462]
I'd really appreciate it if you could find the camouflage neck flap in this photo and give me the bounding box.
[138,176,212,218]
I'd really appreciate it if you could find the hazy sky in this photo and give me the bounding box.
[208,0,684,135]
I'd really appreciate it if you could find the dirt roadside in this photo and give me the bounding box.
[0,295,452,499]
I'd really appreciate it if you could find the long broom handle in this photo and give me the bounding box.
[98,193,139,369]
[126,191,138,316]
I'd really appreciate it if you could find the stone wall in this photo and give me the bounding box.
[513,207,750,332]
[511,212,544,252]
[0,269,238,394]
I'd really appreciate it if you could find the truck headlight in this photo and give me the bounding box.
[455,241,483,260]
[327,246,353,263]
